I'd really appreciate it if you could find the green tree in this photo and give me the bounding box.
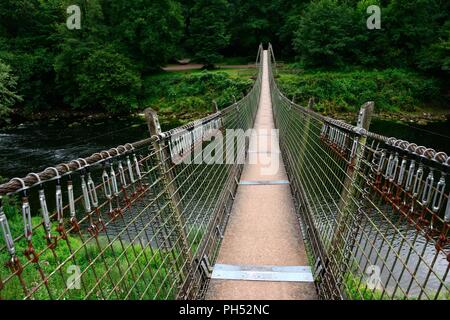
[75,47,142,112]
[428,30,450,74]
[188,0,230,67]
[352,0,385,67]
[416,18,450,77]
[53,0,106,109]
[227,0,272,56]
[226,0,298,57]
[54,0,184,113]
[292,0,359,68]
[278,1,310,58]
[0,0,62,112]
[0,0,47,40]
[54,38,98,108]
[101,0,184,72]
[0,59,22,119]
[383,0,447,68]
[178,0,196,57]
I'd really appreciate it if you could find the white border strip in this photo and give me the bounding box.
[239,180,289,185]
[211,264,314,282]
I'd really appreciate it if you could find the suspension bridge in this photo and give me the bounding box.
[0,45,449,300]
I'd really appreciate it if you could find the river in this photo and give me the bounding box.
[0,117,448,180]
[370,118,450,155]
[0,117,149,179]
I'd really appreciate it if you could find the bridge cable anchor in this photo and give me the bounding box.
[199,255,213,279]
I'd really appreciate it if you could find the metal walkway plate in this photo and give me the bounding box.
[239,180,289,185]
[247,150,281,154]
[211,264,314,282]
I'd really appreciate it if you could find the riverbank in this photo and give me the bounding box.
[1,108,209,132]
[328,109,449,125]
[1,67,254,130]
[2,104,448,132]
[277,68,449,124]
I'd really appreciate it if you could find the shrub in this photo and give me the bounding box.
[75,48,142,113]
[55,45,142,113]
[0,59,22,120]
[277,69,443,113]
[292,0,359,68]
[142,71,252,113]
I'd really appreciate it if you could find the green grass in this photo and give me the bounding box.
[343,272,387,300]
[0,195,212,300]
[212,68,256,80]
[343,271,450,300]
[0,203,181,300]
[277,68,446,114]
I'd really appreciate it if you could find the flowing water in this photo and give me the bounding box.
[370,118,450,155]
[0,117,150,179]
[1,117,448,180]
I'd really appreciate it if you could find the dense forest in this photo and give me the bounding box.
[0,0,449,124]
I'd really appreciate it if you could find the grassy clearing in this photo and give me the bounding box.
[277,68,446,114]
[0,215,178,300]
[0,197,182,300]
[0,195,209,300]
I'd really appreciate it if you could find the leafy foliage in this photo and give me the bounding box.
[0,50,57,113]
[0,0,61,113]
[101,0,184,71]
[73,47,142,113]
[289,0,450,75]
[417,21,450,74]
[0,0,186,118]
[187,0,230,67]
[292,0,358,68]
[143,71,252,114]
[382,0,446,68]
[226,0,291,57]
[278,69,442,113]
[0,0,449,121]
[0,59,22,119]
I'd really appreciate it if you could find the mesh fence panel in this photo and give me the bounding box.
[0,46,263,300]
[268,44,450,300]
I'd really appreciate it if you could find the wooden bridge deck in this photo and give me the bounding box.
[206,50,317,300]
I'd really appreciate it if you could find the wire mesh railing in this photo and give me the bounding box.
[0,45,263,300]
[2,43,448,301]
[268,44,450,300]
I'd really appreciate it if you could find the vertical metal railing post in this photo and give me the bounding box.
[144,108,194,299]
[212,100,220,114]
[337,101,374,210]
[329,101,374,297]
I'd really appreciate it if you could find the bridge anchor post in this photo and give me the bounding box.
[331,101,374,294]
[212,100,219,113]
[145,108,195,299]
